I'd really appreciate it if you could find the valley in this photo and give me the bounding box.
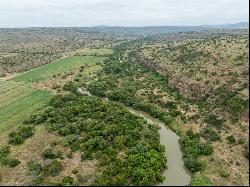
[0,28,249,186]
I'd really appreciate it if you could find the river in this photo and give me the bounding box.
[77,88,191,186]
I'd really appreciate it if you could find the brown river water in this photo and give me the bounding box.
[77,88,192,186]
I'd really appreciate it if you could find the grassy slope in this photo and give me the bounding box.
[74,48,113,56]
[13,56,106,82]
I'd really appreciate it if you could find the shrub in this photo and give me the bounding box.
[8,132,24,145]
[219,170,229,178]
[76,174,88,183]
[42,160,63,177]
[61,176,74,185]
[204,114,223,129]
[32,176,44,185]
[200,127,220,142]
[184,156,206,173]
[72,168,78,174]
[63,81,77,93]
[42,148,62,159]
[180,129,211,173]
[27,160,42,174]
[197,143,213,156]
[190,173,212,186]
[8,125,35,145]
[226,96,248,115]
[244,143,249,159]
[226,135,236,144]
[0,146,10,156]
[7,158,21,167]
[0,146,21,167]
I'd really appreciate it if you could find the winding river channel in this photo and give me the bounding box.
[77,88,191,186]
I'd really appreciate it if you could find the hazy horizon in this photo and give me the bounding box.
[0,21,249,29]
[0,0,249,28]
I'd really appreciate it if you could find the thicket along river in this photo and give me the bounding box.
[122,105,191,186]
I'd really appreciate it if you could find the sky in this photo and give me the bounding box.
[0,0,249,27]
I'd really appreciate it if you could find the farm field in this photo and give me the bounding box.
[0,51,108,137]
[12,56,106,82]
[0,79,52,138]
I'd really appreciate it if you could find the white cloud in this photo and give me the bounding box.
[0,0,248,27]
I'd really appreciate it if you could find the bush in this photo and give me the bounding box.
[219,170,229,178]
[63,81,77,93]
[197,143,213,156]
[184,156,206,173]
[42,160,63,177]
[0,146,10,156]
[0,146,21,167]
[190,173,212,186]
[180,129,211,173]
[7,158,21,167]
[61,176,74,185]
[226,96,248,115]
[27,160,42,174]
[244,143,249,159]
[72,168,78,174]
[8,125,35,145]
[204,114,223,129]
[226,135,236,144]
[42,148,62,159]
[32,176,44,185]
[76,174,88,183]
[200,127,220,142]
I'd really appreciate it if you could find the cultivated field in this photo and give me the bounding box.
[0,80,52,137]
[13,56,106,82]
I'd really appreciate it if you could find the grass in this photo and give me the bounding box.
[0,80,52,135]
[75,48,113,56]
[12,56,106,82]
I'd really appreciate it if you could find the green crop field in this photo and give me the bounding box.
[13,56,106,82]
[0,80,52,135]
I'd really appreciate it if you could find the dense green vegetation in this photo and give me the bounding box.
[8,125,35,145]
[87,53,214,174]
[21,94,167,185]
[83,42,215,176]
[180,130,213,173]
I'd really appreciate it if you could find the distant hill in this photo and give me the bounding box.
[4,22,248,36]
[82,22,249,35]
[203,22,249,29]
